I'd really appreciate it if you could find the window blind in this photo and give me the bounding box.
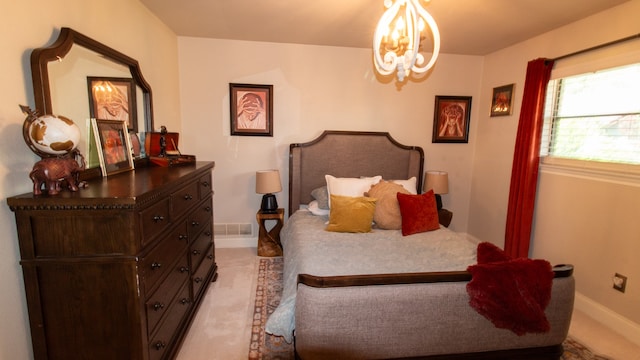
[541,63,640,165]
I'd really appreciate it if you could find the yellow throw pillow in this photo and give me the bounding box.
[326,195,377,233]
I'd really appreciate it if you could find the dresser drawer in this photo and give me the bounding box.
[187,198,213,240]
[171,180,199,220]
[141,223,189,293]
[28,211,136,257]
[189,222,213,270]
[148,283,192,360]
[192,243,214,298]
[139,198,171,246]
[145,251,190,336]
[199,172,213,199]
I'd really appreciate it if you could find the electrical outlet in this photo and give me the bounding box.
[613,273,627,293]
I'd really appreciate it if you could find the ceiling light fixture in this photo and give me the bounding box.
[373,0,440,82]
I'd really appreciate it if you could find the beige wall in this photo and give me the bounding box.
[469,0,640,343]
[177,38,483,233]
[0,0,180,358]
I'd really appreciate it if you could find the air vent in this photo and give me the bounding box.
[214,223,253,237]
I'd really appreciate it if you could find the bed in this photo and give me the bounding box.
[265,130,575,359]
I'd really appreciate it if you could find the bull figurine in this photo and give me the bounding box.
[29,149,86,196]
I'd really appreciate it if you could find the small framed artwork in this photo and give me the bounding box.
[91,119,134,176]
[230,83,273,136]
[490,84,515,117]
[87,77,138,132]
[432,95,472,143]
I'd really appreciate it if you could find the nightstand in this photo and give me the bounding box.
[438,209,453,228]
[256,208,284,257]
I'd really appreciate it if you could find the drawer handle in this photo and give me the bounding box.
[178,234,188,242]
[151,262,162,270]
[183,194,193,200]
[153,302,165,311]
[154,341,166,350]
[207,254,213,260]
[194,277,203,284]
[180,298,191,305]
[204,206,212,212]
[191,221,200,227]
[180,266,190,273]
[205,231,212,237]
[201,181,210,187]
[192,249,201,256]
[153,215,165,223]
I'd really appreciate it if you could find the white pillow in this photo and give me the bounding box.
[325,175,382,208]
[307,200,330,216]
[391,177,418,194]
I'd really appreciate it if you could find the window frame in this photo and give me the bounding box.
[540,60,640,183]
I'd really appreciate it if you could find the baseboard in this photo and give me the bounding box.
[216,236,257,248]
[574,292,640,347]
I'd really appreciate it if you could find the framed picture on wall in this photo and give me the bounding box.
[229,83,273,136]
[87,77,138,132]
[91,119,134,176]
[432,95,472,143]
[490,83,515,117]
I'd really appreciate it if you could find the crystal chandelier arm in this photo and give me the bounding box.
[410,0,440,74]
[372,0,404,76]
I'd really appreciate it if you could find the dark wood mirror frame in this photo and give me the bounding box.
[30,27,153,178]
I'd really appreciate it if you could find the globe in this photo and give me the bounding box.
[25,114,81,156]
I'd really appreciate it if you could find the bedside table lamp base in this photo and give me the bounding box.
[260,193,278,214]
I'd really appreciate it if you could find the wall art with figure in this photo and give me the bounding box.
[432,95,472,143]
[230,83,273,136]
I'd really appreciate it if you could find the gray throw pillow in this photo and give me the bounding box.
[311,186,329,209]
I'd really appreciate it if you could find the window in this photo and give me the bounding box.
[541,63,640,165]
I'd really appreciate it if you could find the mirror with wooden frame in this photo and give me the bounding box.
[30,27,153,177]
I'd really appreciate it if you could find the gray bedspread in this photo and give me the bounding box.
[265,210,479,342]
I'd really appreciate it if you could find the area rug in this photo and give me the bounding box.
[248,257,293,360]
[248,257,610,360]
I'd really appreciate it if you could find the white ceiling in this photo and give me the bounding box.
[140,0,628,55]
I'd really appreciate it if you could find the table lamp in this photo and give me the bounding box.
[256,169,282,213]
[424,170,449,210]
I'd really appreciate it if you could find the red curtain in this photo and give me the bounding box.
[504,58,554,258]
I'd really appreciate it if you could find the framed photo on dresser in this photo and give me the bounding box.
[91,118,134,176]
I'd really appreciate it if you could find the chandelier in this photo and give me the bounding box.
[373,0,440,82]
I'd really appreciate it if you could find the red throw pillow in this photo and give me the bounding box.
[397,190,440,236]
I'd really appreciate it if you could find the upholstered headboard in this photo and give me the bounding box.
[288,130,424,215]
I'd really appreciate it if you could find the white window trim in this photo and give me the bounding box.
[540,156,640,186]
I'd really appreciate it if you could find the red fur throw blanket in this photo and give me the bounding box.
[466,242,554,335]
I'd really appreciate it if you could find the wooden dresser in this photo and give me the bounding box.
[7,161,217,360]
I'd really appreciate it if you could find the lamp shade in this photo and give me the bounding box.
[424,171,449,194]
[256,170,282,194]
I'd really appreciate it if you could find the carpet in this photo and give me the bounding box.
[248,257,610,360]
